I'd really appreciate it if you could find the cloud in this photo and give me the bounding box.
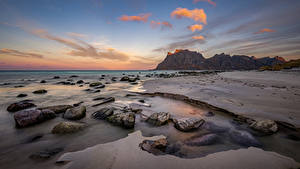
[150,21,172,29]
[0,48,43,58]
[171,8,207,24]
[255,28,276,34]
[153,38,206,53]
[31,29,129,61]
[192,35,205,40]
[188,24,203,32]
[118,13,151,22]
[193,0,216,7]
[67,32,87,38]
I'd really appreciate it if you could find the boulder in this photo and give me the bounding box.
[92,97,115,107]
[249,119,278,134]
[7,100,36,112]
[89,82,102,87]
[40,80,47,83]
[69,75,79,78]
[91,107,114,120]
[73,101,84,107]
[120,76,129,81]
[39,105,73,114]
[63,106,86,120]
[111,77,117,81]
[229,130,261,147]
[185,134,219,146]
[140,138,168,155]
[17,93,28,98]
[52,122,86,134]
[53,76,60,79]
[33,89,47,94]
[14,109,56,128]
[76,80,84,84]
[107,112,135,129]
[173,117,205,132]
[146,112,170,126]
[128,78,137,82]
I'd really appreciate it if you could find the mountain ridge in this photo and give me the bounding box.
[156,49,286,70]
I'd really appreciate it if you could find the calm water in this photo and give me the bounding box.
[0,70,299,169]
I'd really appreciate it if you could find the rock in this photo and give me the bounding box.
[94,85,105,89]
[39,105,73,114]
[146,112,170,126]
[111,77,117,81]
[7,100,36,112]
[76,80,84,84]
[17,93,28,98]
[93,97,106,101]
[128,78,137,82]
[185,134,219,146]
[91,107,114,120]
[29,147,64,160]
[24,133,44,143]
[89,82,103,87]
[205,111,215,117]
[120,76,129,81]
[107,112,135,129]
[63,106,86,120]
[140,138,168,155]
[92,97,115,107]
[57,81,72,85]
[67,79,74,82]
[53,76,60,79]
[93,90,101,93]
[52,122,86,134]
[173,118,205,132]
[14,109,56,128]
[130,82,138,85]
[138,99,145,103]
[33,89,47,94]
[40,80,47,83]
[14,85,24,88]
[202,122,229,133]
[69,75,79,78]
[249,119,278,134]
[229,130,261,147]
[73,101,84,107]
[79,85,83,87]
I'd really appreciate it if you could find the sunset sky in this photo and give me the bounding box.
[0,0,300,70]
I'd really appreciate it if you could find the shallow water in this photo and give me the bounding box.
[0,70,299,169]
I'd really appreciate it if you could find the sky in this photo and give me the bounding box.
[0,0,299,70]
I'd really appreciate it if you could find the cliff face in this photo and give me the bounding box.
[156,50,286,70]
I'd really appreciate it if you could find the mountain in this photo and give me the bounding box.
[156,49,286,70]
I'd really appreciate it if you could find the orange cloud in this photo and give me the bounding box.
[118,13,151,23]
[150,21,172,29]
[67,32,87,38]
[193,0,216,7]
[255,28,276,34]
[192,35,205,40]
[188,24,203,32]
[171,8,207,24]
[0,48,43,58]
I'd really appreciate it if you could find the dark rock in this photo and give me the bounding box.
[69,75,79,78]
[76,80,84,84]
[29,147,64,160]
[73,101,84,107]
[83,88,92,92]
[91,107,114,120]
[79,85,83,87]
[53,76,60,79]
[92,97,115,107]
[57,81,72,85]
[52,122,86,134]
[24,133,44,143]
[63,106,86,120]
[140,138,168,155]
[33,89,47,94]
[39,105,73,114]
[205,111,215,117]
[173,118,205,132]
[107,112,135,129]
[93,90,101,93]
[130,82,138,85]
[66,79,73,82]
[138,99,145,103]
[94,84,105,89]
[229,130,261,147]
[185,134,219,146]
[120,76,129,81]
[89,82,102,87]
[128,78,137,82]
[285,134,300,141]
[7,100,36,112]
[14,85,24,88]
[111,77,117,81]
[146,112,170,126]
[17,93,28,98]
[93,97,106,101]
[40,80,47,83]
[14,109,56,128]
